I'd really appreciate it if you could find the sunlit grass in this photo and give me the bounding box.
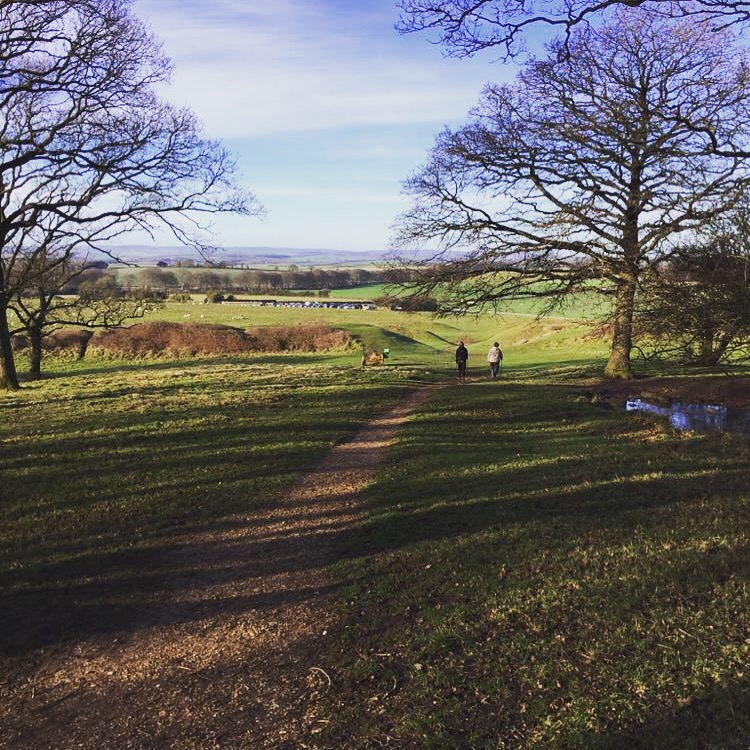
[0,354,415,653]
[4,301,748,747]
[133,301,608,373]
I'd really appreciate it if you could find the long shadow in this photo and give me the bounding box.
[0,473,364,656]
[593,677,750,749]
[3,374,748,750]
[5,366,743,746]
[311,380,750,748]
[2,374,409,651]
[3,378,747,658]
[23,351,350,381]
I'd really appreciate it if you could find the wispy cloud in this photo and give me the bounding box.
[136,0,499,138]
[130,0,511,249]
[255,184,403,204]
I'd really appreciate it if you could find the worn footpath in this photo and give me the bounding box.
[1,386,439,750]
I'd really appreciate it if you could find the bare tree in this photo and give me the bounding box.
[0,0,260,389]
[10,257,154,378]
[395,8,750,378]
[397,0,750,59]
[636,201,750,365]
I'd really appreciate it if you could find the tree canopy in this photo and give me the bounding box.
[395,8,750,377]
[636,202,750,366]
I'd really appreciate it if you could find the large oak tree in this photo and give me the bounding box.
[398,0,750,58]
[0,0,259,389]
[395,8,750,377]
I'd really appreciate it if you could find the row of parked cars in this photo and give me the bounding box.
[224,299,378,310]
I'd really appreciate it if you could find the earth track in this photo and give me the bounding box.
[1,385,439,750]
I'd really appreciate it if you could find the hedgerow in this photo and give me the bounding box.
[87,321,352,357]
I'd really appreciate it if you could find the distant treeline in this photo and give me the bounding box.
[64,266,392,295]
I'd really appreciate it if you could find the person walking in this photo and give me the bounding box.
[487,341,503,379]
[455,341,469,382]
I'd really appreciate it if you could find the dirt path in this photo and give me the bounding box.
[1,385,439,750]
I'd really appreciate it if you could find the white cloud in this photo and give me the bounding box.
[128,0,515,249]
[255,184,402,204]
[135,0,500,138]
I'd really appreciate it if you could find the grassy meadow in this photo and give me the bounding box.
[2,297,748,748]
[0,355,417,653]
[321,379,750,749]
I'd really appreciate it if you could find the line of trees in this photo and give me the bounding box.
[132,267,384,293]
[74,267,388,294]
[0,0,260,389]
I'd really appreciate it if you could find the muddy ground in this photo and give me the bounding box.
[584,375,750,409]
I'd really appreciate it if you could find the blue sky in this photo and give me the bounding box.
[133,0,518,251]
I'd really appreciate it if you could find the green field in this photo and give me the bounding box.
[2,302,748,748]
[328,283,388,300]
[321,380,750,748]
[137,300,607,369]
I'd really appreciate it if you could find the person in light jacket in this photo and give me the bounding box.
[487,342,503,379]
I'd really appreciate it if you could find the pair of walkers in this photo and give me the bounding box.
[455,341,503,381]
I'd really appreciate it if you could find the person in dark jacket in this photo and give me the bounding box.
[455,341,469,381]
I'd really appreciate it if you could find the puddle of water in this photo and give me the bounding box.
[626,398,750,437]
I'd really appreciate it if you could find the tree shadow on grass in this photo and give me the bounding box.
[3,379,747,658]
[2,378,749,750]
[582,678,750,750]
[0,475,363,654]
[0,380,401,658]
[317,381,750,749]
[4,455,744,659]
[18,351,357,383]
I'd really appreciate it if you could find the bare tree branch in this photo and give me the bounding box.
[0,0,262,388]
[394,8,750,378]
[397,0,750,59]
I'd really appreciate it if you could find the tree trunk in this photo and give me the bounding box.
[604,279,636,379]
[28,325,42,380]
[694,329,733,366]
[0,301,19,389]
[78,330,93,359]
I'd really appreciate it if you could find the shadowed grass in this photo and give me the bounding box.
[4,303,748,748]
[320,375,750,750]
[0,357,417,655]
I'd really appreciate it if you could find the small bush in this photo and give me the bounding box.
[244,324,353,353]
[88,322,353,358]
[11,334,29,351]
[169,292,192,302]
[205,292,225,304]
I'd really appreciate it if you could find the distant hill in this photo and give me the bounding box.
[98,245,391,267]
